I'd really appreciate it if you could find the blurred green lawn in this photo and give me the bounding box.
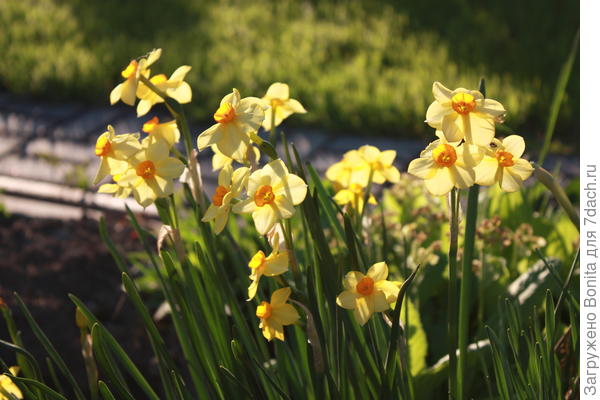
[0,0,578,145]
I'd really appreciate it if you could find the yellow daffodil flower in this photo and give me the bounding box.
[247,235,289,300]
[117,138,185,207]
[325,150,370,187]
[232,159,307,235]
[356,145,400,184]
[336,262,400,326]
[407,138,483,196]
[211,144,261,171]
[474,135,534,192]
[0,366,23,400]
[110,48,162,106]
[201,165,250,234]
[197,89,265,160]
[98,174,132,199]
[93,125,141,185]
[425,81,506,146]
[256,287,300,341]
[136,66,193,117]
[261,82,307,131]
[333,182,377,214]
[142,117,180,147]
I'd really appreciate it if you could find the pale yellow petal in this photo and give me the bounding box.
[218,164,233,187]
[474,157,500,186]
[167,82,192,104]
[463,114,495,147]
[271,286,292,305]
[264,82,290,100]
[424,167,454,196]
[432,81,453,103]
[375,280,400,302]
[507,158,533,181]
[476,98,506,118]
[343,271,365,291]
[498,168,522,193]
[354,296,374,326]
[286,98,306,113]
[441,113,463,143]
[110,83,123,105]
[252,205,278,235]
[367,262,388,282]
[274,195,295,219]
[232,198,256,214]
[407,157,436,180]
[248,278,260,300]
[264,252,289,276]
[197,124,223,150]
[283,174,307,205]
[449,164,475,189]
[371,291,390,312]
[425,101,450,127]
[501,135,526,158]
[271,303,300,325]
[156,158,185,179]
[336,290,358,309]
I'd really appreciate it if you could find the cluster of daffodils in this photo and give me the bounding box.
[326,145,401,213]
[94,49,191,207]
[94,124,185,207]
[194,84,307,341]
[408,82,534,195]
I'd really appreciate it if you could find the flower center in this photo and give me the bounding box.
[254,185,275,207]
[143,116,159,133]
[348,183,364,194]
[248,250,267,270]
[356,276,375,296]
[212,185,229,206]
[451,92,476,115]
[136,160,156,180]
[214,102,236,124]
[256,301,272,319]
[121,60,138,79]
[271,98,285,109]
[95,136,112,157]
[432,144,458,167]
[150,74,168,86]
[495,150,515,167]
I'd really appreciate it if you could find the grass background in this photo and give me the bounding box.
[0,0,578,147]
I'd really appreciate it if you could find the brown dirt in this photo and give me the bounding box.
[0,212,162,395]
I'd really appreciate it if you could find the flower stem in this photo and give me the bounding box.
[448,188,459,399]
[457,184,479,400]
[280,221,303,291]
[269,105,277,144]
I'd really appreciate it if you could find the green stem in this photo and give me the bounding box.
[280,221,303,291]
[457,185,479,399]
[269,104,277,144]
[448,188,459,399]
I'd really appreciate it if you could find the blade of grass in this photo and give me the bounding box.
[538,29,579,165]
[13,294,86,400]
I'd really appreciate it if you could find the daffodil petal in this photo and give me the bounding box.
[372,291,390,312]
[264,252,289,276]
[336,290,358,309]
[252,205,278,235]
[474,157,500,186]
[354,296,374,326]
[343,271,365,291]
[449,164,475,189]
[271,303,300,325]
[271,287,292,305]
[407,157,435,179]
[367,262,388,281]
[375,280,400,302]
[507,158,533,181]
[502,135,526,159]
[424,168,454,196]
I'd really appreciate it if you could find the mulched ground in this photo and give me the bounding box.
[0,212,163,394]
